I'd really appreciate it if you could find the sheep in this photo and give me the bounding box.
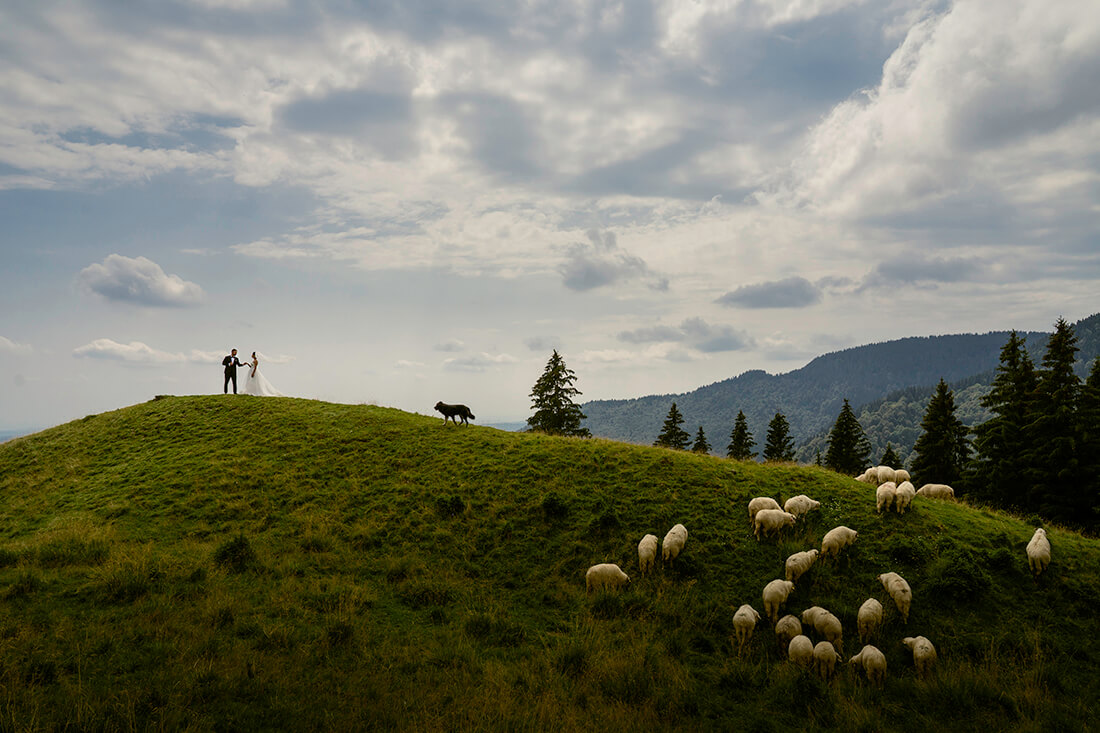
[876,465,897,484]
[876,482,897,514]
[894,482,916,514]
[586,563,629,594]
[820,526,858,560]
[857,598,884,643]
[662,524,688,562]
[637,534,658,575]
[754,509,797,540]
[878,572,912,623]
[916,483,955,500]
[785,549,819,584]
[733,604,761,652]
[855,468,878,484]
[747,496,782,522]
[788,634,814,667]
[1026,527,1051,576]
[783,494,821,520]
[902,636,937,677]
[775,614,802,648]
[813,640,842,680]
[894,469,911,483]
[801,606,843,653]
[763,579,796,624]
[849,644,887,686]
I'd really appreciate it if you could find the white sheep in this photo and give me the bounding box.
[813,640,842,680]
[849,644,887,686]
[820,526,858,560]
[902,636,937,677]
[783,494,821,520]
[662,524,688,562]
[785,549,819,584]
[754,509,797,540]
[894,482,916,514]
[876,465,897,484]
[858,598,884,643]
[733,604,761,652]
[775,614,802,648]
[876,482,897,514]
[855,468,878,484]
[894,469,911,483]
[878,572,912,623]
[1026,527,1051,576]
[763,579,796,624]
[586,563,629,594]
[801,606,843,653]
[747,496,782,522]
[637,534,658,575]
[788,634,814,667]
[916,483,955,500]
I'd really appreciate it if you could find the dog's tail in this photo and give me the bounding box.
[469,412,476,420]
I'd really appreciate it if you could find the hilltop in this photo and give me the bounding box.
[1,396,1098,730]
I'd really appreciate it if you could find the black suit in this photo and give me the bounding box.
[223,355,244,394]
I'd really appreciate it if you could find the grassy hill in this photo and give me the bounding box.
[1,396,1098,730]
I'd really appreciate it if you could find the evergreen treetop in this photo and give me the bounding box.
[762,412,795,462]
[654,402,691,450]
[526,350,591,437]
[910,379,970,487]
[880,443,902,470]
[726,410,757,461]
[824,399,871,475]
[692,426,711,454]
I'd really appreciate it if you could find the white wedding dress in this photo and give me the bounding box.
[242,362,283,397]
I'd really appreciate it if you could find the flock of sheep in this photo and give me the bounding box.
[584,463,1054,686]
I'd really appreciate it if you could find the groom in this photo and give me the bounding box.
[222,349,246,394]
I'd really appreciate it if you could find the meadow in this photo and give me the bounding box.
[0,396,1097,731]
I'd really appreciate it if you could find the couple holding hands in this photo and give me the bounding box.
[222,349,282,397]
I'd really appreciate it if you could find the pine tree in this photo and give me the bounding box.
[654,402,691,450]
[762,412,795,462]
[824,399,871,475]
[692,426,711,454]
[526,350,591,437]
[880,443,902,469]
[726,410,757,460]
[1079,357,1100,527]
[909,379,970,488]
[1028,318,1082,523]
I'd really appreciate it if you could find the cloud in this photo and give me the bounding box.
[716,277,823,308]
[618,317,753,353]
[72,339,222,364]
[617,324,686,344]
[396,359,426,369]
[865,253,985,285]
[77,255,205,307]
[442,352,518,372]
[524,336,561,352]
[559,229,666,292]
[0,336,33,355]
[434,339,465,352]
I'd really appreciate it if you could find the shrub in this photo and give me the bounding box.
[924,545,992,603]
[541,492,569,520]
[213,534,257,573]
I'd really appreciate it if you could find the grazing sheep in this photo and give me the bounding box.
[801,606,843,653]
[763,579,796,624]
[586,563,629,594]
[878,572,912,623]
[754,509,797,540]
[849,645,887,686]
[733,604,761,652]
[813,640,842,680]
[894,469,911,483]
[820,526,858,560]
[916,483,955,500]
[637,534,658,575]
[662,524,688,562]
[876,465,897,484]
[785,549,819,584]
[748,496,782,522]
[858,598,884,643]
[902,636,937,677]
[855,468,878,484]
[1026,528,1051,576]
[876,482,897,514]
[775,614,802,647]
[784,494,821,520]
[788,634,814,666]
[894,482,916,514]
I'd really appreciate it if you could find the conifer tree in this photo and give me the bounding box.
[824,399,871,475]
[1028,318,1082,523]
[762,412,795,462]
[526,350,591,437]
[692,426,711,454]
[726,410,757,460]
[910,379,970,488]
[654,402,690,450]
[1079,357,1100,527]
[880,443,902,469]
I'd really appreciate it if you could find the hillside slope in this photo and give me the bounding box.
[1,396,1098,730]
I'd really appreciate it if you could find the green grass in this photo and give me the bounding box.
[1,395,1098,730]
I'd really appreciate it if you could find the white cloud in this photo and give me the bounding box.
[442,352,519,372]
[77,254,205,307]
[72,339,222,364]
[0,336,33,355]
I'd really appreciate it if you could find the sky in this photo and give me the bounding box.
[1,0,1098,431]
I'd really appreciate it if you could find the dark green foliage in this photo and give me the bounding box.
[464,611,527,647]
[691,426,711,454]
[654,402,690,450]
[910,379,971,487]
[923,544,992,603]
[0,548,19,568]
[527,350,591,437]
[762,412,795,462]
[213,534,257,573]
[824,399,871,475]
[1080,358,1100,524]
[879,443,901,469]
[540,491,569,520]
[726,410,757,460]
[434,494,465,518]
[34,537,109,567]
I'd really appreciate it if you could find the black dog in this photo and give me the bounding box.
[434,401,475,426]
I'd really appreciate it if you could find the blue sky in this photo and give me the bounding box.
[2,0,1098,431]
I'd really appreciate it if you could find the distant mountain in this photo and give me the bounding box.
[582,312,1100,460]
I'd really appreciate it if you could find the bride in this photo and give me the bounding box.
[242,351,284,397]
